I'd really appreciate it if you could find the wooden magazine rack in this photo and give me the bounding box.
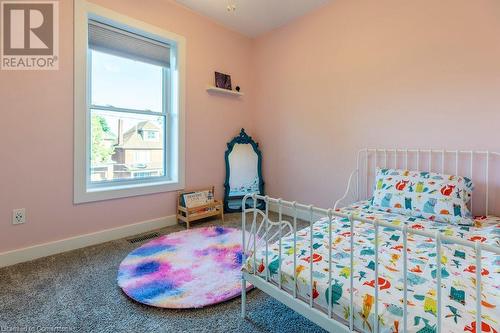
[177,187,224,229]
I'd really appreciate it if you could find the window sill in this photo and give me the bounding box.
[74,179,184,204]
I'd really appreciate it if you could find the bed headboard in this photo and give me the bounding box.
[348,149,500,216]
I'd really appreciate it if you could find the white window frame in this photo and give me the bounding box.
[74,0,185,203]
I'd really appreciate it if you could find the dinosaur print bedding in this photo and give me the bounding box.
[244,201,500,333]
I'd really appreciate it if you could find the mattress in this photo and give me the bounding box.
[244,201,500,333]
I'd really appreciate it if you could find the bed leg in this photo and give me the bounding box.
[241,277,247,318]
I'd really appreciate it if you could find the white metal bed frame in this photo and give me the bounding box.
[240,149,499,333]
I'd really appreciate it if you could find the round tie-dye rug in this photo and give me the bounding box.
[117,226,251,308]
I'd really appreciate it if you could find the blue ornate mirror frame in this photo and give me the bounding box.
[224,128,265,212]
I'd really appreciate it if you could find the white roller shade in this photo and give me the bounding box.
[88,20,170,68]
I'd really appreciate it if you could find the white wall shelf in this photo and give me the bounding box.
[206,86,244,96]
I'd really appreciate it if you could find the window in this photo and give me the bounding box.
[133,151,151,164]
[145,130,158,141]
[74,1,185,203]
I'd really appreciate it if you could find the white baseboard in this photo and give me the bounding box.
[0,215,177,268]
[268,202,325,221]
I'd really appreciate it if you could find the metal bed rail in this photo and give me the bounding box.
[241,193,500,333]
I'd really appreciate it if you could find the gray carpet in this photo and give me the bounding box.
[0,213,326,333]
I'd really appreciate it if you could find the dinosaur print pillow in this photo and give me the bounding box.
[371,168,474,225]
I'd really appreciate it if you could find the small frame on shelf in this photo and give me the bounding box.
[177,186,224,229]
[215,71,232,90]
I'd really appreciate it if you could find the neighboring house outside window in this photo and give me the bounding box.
[109,121,162,180]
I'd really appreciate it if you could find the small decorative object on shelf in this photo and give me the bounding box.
[215,71,232,90]
[224,128,265,212]
[177,186,224,229]
[235,86,241,92]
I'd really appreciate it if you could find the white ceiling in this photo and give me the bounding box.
[175,0,331,38]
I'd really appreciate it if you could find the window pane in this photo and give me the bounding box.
[90,109,165,183]
[91,50,164,112]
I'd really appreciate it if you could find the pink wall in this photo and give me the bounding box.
[2,0,500,253]
[0,0,255,252]
[253,0,500,213]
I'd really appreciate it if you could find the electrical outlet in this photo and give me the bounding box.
[12,208,26,225]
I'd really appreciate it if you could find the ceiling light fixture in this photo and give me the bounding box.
[226,2,236,12]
